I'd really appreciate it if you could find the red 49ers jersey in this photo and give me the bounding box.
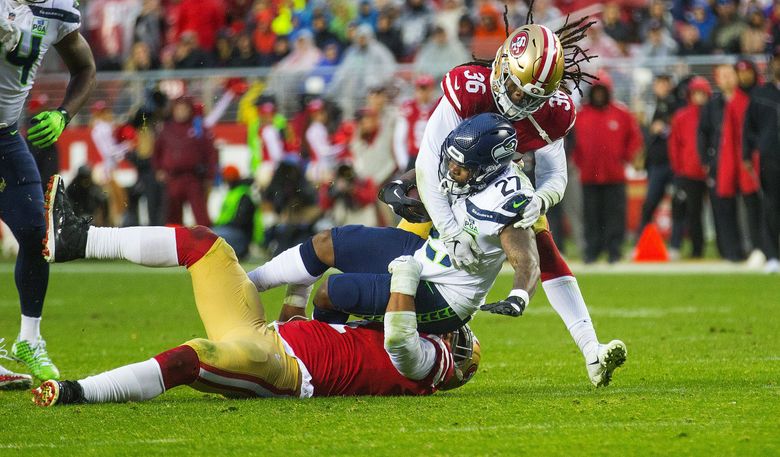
[277,319,454,397]
[399,99,435,158]
[441,65,576,153]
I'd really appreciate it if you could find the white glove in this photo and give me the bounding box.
[0,16,20,53]
[513,191,544,229]
[388,255,423,296]
[441,229,483,273]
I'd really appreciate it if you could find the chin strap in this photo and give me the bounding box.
[527,114,552,144]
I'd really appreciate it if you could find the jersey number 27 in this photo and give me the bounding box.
[6,33,42,86]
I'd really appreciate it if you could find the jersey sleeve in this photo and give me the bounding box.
[51,0,82,43]
[441,66,496,119]
[384,311,439,380]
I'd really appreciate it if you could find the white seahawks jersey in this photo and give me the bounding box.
[413,166,534,319]
[0,0,81,126]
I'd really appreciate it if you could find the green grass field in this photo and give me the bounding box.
[1,262,779,456]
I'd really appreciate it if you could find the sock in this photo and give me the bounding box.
[283,284,313,308]
[247,244,322,292]
[19,315,41,343]
[535,230,573,281]
[542,276,599,360]
[78,358,165,403]
[153,345,200,390]
[85,227,179,266]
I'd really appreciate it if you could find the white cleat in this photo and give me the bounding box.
[586,340,627,387]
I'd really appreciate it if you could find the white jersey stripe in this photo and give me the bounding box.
[444,73,462,111]
[198,367,285,398]
[536,26,557,86]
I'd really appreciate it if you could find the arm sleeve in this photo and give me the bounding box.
[532,138,568,210]
[415,99,463,238]
[383,311,437,380]
[393,115,410,171]
[203,91,235,128]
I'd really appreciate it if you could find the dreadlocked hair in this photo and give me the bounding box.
[554,15,598,96]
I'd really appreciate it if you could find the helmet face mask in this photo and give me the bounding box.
[438,325,481,391]
[439,113,517,196]
[490,24,565,120]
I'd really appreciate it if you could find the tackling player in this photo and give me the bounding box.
[32,177,479,405]
[247,113,541,334]
[385,17,627,386]
[0,0,96,385]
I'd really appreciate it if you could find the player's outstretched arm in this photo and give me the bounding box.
[480,225,540,317]
[53,30,96,122]
[384,256,437,380]
[514,139,568,229]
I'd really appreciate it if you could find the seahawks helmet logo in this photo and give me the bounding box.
[491,137,517,162]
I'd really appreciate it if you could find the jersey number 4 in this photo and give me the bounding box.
[6,33,42,86]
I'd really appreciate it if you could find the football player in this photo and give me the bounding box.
[0,0,96,384]
[247,113,540,335]
[388,18,627,386]
[32,177,478,405]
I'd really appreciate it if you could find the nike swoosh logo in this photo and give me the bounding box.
[393,189,403,199]
[512,199,526,209]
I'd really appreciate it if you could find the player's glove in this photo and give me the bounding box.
[378,179,431,223]
[441,229,482,273]
[0,16,20,53]
[513,190,544,229]
[480,290,529,317]
[28,109,69,148]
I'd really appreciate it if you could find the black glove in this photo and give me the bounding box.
[480,295,526,317]
[378,179,431,223]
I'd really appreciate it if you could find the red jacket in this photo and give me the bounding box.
[668,104,706,180]
[573,102,643,185]
[716,88,760,197]
[153,121,218,180]
[176,0,226,51]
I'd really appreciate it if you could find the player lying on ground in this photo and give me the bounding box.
[247,113,540,333]
[392,16,627,387]
[32,177,479,405]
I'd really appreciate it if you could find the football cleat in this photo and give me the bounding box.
[32,380,85,407]
[586,340,627,388]
[0,339,33,390]
[12,337,60,381]
[43,174,91,263]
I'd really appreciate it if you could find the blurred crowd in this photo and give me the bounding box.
[15,0,778,271]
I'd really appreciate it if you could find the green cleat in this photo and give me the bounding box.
[12,338,60,381]
[0,338,33,390]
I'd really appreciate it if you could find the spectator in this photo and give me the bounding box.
[124,42,159,72]
[698,64,740,260]
[134,0,165,58]
[327,25,397,118]
[376,12,404,61]
[312,12,343,51]
[153,96,218,226]
[173,31,213,69]
[639,74,680,234]
[740,7,769,54]
[573,76,643,263]
[472,2,506,58]
[434,0,466,43]
[526,0,564,27]
[319,163,380,226]
[413,25,470,81]
[213,32,236,68]
[640,20,678,61]
[668,77,711,259]
[269,30,323,115]
[349,106,396,190]
[175,0,226,52]
[268,35,292,66]
[602,2,631,43]
[124,109,165,227]
[686,0,717,44]
[393,74,437,172]
[400,0,434,58]
[229,32,260,67]
[743,49,780,273]
[640,0,674,41]
[711,0,746,54]
[677,22,712,55]
[90,101,134,226]
[249,99,288,184]
[356,0,379,30]
[212,165,259,259]
[457,12,476,46]
[253,11,278,65]
[717,59,763,263]
[303,99,345,183]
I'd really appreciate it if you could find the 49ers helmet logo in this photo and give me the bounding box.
[510,31,529,57]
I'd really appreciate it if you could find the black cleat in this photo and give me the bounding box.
[32,380,86,407]
[43,174,91,263]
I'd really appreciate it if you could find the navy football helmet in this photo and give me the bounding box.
[439,113,517,195]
